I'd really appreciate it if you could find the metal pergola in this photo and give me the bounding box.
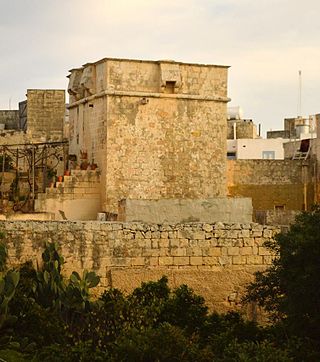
[0,140,68,212]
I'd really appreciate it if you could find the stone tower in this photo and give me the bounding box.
[67,58,230,213]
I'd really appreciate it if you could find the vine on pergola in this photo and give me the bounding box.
[0,141,67,212]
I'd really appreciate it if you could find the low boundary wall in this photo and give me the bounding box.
[0,221,279,314]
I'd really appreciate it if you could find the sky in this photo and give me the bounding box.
[1,0,320,134]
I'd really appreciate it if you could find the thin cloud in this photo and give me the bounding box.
[0,0,319,133]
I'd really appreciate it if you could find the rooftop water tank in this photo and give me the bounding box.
[296,124,310,138]
[227,106,244,120]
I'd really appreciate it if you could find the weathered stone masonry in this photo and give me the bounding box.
[1,221,279,313]
[227,159,315,212]
[68,58,230,214]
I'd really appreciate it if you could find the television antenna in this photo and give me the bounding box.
[297,70,302,118]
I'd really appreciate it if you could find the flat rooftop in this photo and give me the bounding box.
[69,57,229,72]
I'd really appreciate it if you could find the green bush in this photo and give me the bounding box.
[0,220,319,361]
[245,206,320,343]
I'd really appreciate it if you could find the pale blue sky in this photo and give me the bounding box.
[1,0,320,133]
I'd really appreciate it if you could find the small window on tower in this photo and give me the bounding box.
[227,152,236,160]
[164,81,176,94]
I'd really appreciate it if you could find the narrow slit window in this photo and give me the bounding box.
[227,152,236,160]
[165,81,176,94]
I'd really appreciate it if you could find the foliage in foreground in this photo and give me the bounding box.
[0,205,320,361]
[245,205,320,343]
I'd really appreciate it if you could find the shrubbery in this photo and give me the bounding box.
[0,208,320,360]
[245,206,320,346]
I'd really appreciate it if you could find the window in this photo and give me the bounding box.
[262,151,275,159]
[227,152,236,160]
[275,205,285,211]
[164,81,176,94]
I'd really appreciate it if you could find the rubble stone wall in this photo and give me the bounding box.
[1,220,279,313]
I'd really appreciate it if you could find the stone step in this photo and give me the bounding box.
[70,169,100,182]
[36,169,101,200]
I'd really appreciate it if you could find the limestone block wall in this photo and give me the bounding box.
[267,130,290,139]
[0,131,28,146]
[286,138,320,207]
[283,140,303,159]
[118,198,252,223]
[0,131,57,180]
[68,58,230,214]
[227,121,257,139]
[1,220,279,313]
[0,130,63,148]
[255,209,298,226]
[105,96,227,212]
[0,110,20,130]
[68,97,107,167]
[27,89,65,141]
[106,59,228,97]
[107,59,161,93]
[35,170,101,220]
[227,159,314,212]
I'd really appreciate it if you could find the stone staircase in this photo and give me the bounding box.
[35,169,101,220]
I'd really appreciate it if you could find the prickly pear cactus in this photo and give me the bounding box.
[0,243,20,329]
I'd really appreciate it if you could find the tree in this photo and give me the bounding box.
[245,206,320,342]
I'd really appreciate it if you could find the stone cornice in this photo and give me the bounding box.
[68,89,230,108]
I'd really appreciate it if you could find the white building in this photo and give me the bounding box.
[227,138,287,160]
